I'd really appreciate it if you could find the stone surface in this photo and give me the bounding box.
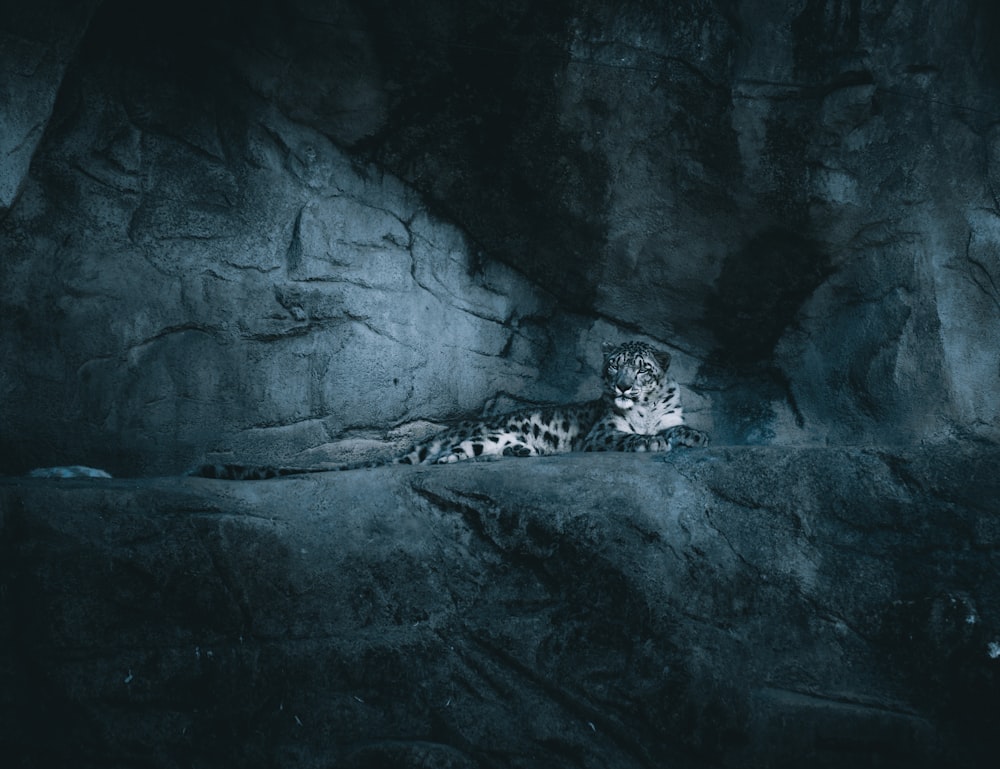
[362,0,1000,446]
[0,0,101,210]
[0,1,998,466]
[3,5,998,766]
[0,70,589,475]
[1,446,998,768]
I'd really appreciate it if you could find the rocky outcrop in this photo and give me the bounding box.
[0,0,690,477]
[0,0,101,210]
[0,64,600,475]
[2,445,998,768]
[3,5,997,765]
[363,0,1000,446]
[1,0,998,468]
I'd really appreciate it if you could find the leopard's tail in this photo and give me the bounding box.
[192,459,390,480]
[192,464,324,480]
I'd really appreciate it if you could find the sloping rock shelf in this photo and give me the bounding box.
[2,446,998,768]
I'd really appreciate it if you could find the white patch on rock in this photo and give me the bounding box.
[29,466,112,479]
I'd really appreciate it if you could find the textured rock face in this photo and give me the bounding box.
[2,447,999,768]
[0,4,596,475]
[360,0,1000,446]
[1,0,998,471]
[2,4,998,765]
[0,85,563,474]
[0,0,101,209]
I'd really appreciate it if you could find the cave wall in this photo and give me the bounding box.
[1,0,998,475]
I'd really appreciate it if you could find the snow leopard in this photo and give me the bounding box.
[196,340,709,479]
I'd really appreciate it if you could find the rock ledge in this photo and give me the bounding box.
[1,445,998,768]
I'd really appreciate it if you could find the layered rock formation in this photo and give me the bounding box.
[2,3,998,765]
[2,0,998,475]
[2,447,998,768]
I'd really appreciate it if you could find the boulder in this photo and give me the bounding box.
[2,445,998,768]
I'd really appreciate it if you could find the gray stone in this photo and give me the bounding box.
[2,0,999,474]
[0,90,583,475]
[0,0,101,210]
[2,445,998,767]
[2,3,999,766]
[1,0,997,477]
[362,0,1000,446]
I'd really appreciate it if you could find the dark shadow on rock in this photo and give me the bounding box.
[706,228,833,369]
[700,228,833,442]
[354,0,609,313]
[3,447,997,768]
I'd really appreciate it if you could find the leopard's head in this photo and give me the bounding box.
[601,341,672,411]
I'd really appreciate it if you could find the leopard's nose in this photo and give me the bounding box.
[614,371,635,391]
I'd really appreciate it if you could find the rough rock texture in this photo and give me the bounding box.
[335,0,1000,446]
[1,0,998,476]
[3,5,998,766]
[2,446,999,768]
[0,82,571,474]
[0,0,101,209]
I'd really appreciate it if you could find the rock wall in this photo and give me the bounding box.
[2,447,999,767]
[0,81,576,474]
[0,0,101,208]
[1,0,998,475]
[361,0,1000,445]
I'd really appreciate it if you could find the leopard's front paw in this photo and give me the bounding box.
[624,434,672,453]
[665,425,710,449]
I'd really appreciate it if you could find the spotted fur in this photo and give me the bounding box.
[195,341,708,479]
[398,341,708,464]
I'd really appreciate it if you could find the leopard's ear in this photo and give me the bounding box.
[601,341,617,356]
[655,350,672,371]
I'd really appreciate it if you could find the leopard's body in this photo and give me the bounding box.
[399,341,707,463]
[196,341,708,479]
